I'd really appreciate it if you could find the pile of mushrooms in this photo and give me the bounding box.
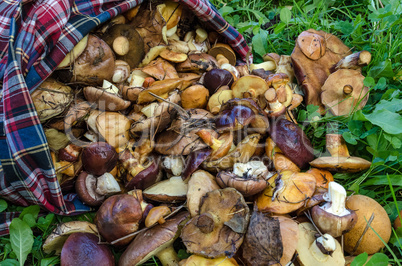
[33,1,393,265]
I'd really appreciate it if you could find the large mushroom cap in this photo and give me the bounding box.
[309,156,371,173]
[321,69,369,116]
[83,86,130,111]
[119,212,190,266]
[181,188,250,258]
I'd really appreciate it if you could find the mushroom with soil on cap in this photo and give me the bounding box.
[311,181,357,237]
[216,161,270,197]
[181,188,250,258]
[297,222,345,266]
[344,194,392,255]
[309,134,371,172]
[119,212,190,266]
[321,69,370,116]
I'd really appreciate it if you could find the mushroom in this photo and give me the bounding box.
[231,75,269,100]
[95,111,131,149]
[181,84,209,109]
[70,35,115,85]
[181,148,212,180]
[216,161,269,197]
[208,43,236,66]
[42,221,98,255]
[143,176,188,203]
[291,29,351,112]
[344,194,392,255]
[321,69,369,116]
[81,142,118,176]
[306,168,334,188]
[142,57,179,80]
[241,212,299,266]
[176,53,218,73]
[161,155,185,177]
[136,79,182,104]
[95,194,143,246]
[159,48,188,63]
[61,233,115,266]
[102,24,144,68]
[196,130,233,160]
[83,86,131,111]
[144,206,172,227]
[202,133,261,171]
[58,144,82,162]
[330,50,372,72]
[75,171,121,206]
[311,181,358,237]
[180,256,239,266]
[297,223,345,265]
[57,35,89,69]
[203,68,235,94]
[207,89,234,114]
[270,118,314,169]
[119,212,190,266]
[186,170,220,217]
[309,134,371,172]
[112,60,131,83]
[181,188,250,258]
[256,170,316,214]
[31,78,73,122]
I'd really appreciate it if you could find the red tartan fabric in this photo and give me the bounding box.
[0,0,250,236]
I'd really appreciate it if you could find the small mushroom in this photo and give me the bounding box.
[95,194,143,246]
[310,134,371,172]
[103,24,144,68]
[207,89,234,114]
[203,68,235,94]
[311,181,358,237]
[231,75,269,99]
[181,84,209,109]
[216,161,269,197]
[112,60,131,83]
[180,255,238,266]
[119,212,190,266]
[321,69,369,116]
[330,50,372,72]
[306,168,334,188]
[81,142,118,176]
[196,130,233,160]
[297,223,345,265]
[344,194,392,255]
[181,188,250,258]
[256,170,316,214]
[176,53,218,73]
[208,43,236,66]
[144,206,172,227]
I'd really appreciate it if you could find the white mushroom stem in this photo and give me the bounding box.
[113,36,130,56]
[322,182,350,216]
[163,156,184,176]
[250,61,276,71]
[195,28,208,43]
[309,234,336,262]
[113,60,130,83]
[233,161,268,178]
[156,245,180,266]
[95,172,121,195]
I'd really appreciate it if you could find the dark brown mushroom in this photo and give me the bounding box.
[82,142,118,176]
[208,43,236,66]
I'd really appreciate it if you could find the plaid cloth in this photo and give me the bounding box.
[0,0,249,236]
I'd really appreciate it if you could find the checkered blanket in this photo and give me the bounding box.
[0,0,249,235]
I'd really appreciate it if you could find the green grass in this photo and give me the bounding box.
[1,0,402,265]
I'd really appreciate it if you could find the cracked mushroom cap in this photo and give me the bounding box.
[119,212,190,266]
[181,188,250,258]
[321,69,369,116]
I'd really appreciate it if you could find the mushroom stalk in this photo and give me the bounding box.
[331,50,372,72]
[322,182,350,216]
[309,234,336,262]
[155,245,180,266]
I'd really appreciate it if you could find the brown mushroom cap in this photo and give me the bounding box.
[321,69,369,116]
[181,84,209,109]
[208,43,236,66]
[72,35,115,85]
[181,188,250,258]
[95,194,142,246]
[95,111,131,149]
[142,57,179,80]
[309,156,371,173]
[176,53,218,73]
[256,171,316,214]
[75,171,105,206]
[231,75,269,99]
[216,171,267,197]
[119,212,190,266]
[306,168,334,188]
[103,24,144,68]
[344,195,392,255]
[83,86,130,111]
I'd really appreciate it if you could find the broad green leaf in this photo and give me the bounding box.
[348,120,364,137]
[368,60,394,78]
[19,205,40,221]
[389,227,402,247]
[37,213,55,233]
[363,76,375,87]
[365,253,389,266]
[0,199,7,212]
[343,132,358,145]
[280,8,291,24]
[363,175,402,186]
[9,218,34,266]
[252,30,268,58]
[0,259,19,266]
[334,21,354,35]
[375,98,402,113]
[40,257,60,266]
[364,109,402,135]
[351,252,368,266]
[273,22,286,34]
[373,77,387,90]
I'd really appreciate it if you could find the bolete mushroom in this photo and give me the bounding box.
[297,223,345,265]
[82,142,118,176]
[103,24,144,68]
[181,188,250,258]
[203,68,234,94]
[119,212,190,266]
[180,255,238,266]
[143,176,188,203]
[311,181,357,237]
[309,134,371,172]
[344,194,392,255]
[83,86,130,111]
[321,69,369,116]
